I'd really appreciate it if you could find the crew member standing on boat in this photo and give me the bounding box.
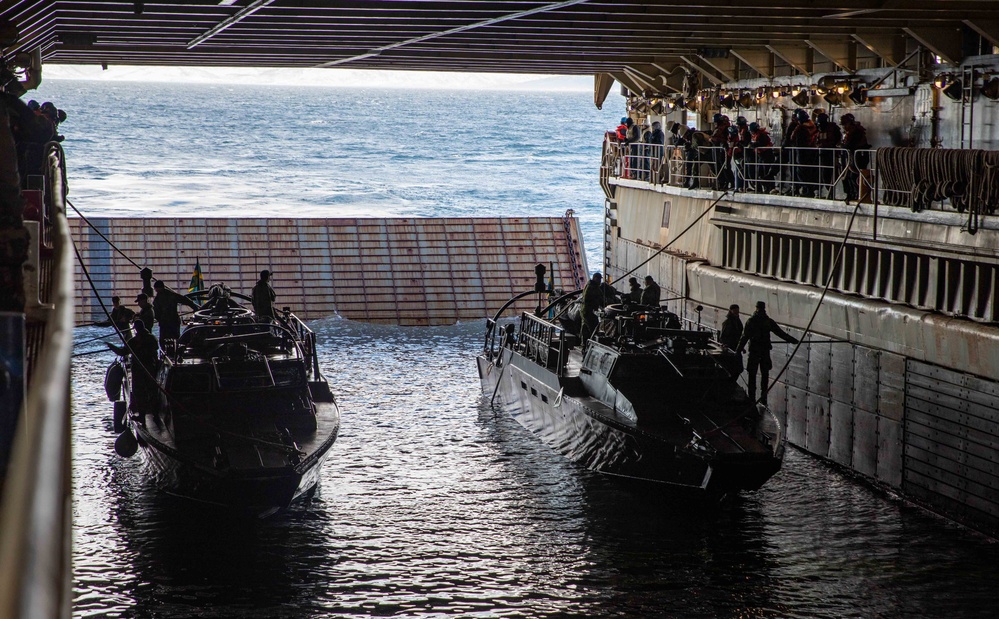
[580,273,606,345]
[97,295,137,332]
[106,319,160,412]
[153,280,198,343]
[737,301,798,403]
[640,275,661,307]
[252,269,276,321]
[720,303,744,380]
[134,293,155,333]
[720,304,743,351]
[627,277,643,304]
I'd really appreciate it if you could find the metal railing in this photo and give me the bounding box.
[605,138,999,222]
[605,139,862,201]
[0,143,73,619]
[518,312,567,374]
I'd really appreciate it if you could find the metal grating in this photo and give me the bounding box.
[70,216,588,326]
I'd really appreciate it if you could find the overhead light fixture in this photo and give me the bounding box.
[791,90,810,107]
[684,97,699,112]
[848,86,868,105]
[942,79,963,101]
[823,91,842,106]
[982,77,999,101]
[738,92,755,107]
[719,94,736,109]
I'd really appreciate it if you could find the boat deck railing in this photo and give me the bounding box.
[178,311,321,381]
[277,312,320,380]
[0,143,74,619]
[517,312,568,375]
[603,138,999,220]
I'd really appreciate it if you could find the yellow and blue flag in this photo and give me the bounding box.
[188,258,204,293]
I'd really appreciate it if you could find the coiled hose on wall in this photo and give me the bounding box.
[876,147,999,234]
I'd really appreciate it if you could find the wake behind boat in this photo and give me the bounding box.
[477,266,784,498]
[106,284,340,517]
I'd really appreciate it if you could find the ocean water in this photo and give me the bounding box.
[44,79,999,618]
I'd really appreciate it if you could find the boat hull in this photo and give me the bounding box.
[478,354,780,496]
[129,402,339,517]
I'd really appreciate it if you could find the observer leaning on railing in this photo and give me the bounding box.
[0,143,73,619]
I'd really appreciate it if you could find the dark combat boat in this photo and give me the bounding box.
[106,284,340,516]
[477,270,784,497]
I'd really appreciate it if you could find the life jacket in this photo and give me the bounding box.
[751,129,773,149]
[616,123,628,141]
[791,120,817,147]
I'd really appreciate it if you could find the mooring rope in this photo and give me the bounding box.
[763,198,864,401]
[539,191,730,320]
[616,190,729,283]
[67,198,146,271]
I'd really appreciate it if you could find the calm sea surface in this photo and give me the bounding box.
[42,79,999,618]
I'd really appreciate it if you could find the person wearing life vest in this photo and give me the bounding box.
[839,114,871,202]
[746,122,776,193]
[789,108,819,196]
[615,117,628,141]
[815,112,843,190]
[729,117,752,191]
[681,126,713,189]
[644,121,666,182]
[709,113,731,188]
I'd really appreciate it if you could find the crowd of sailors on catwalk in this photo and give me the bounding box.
[1,91,68,313]
[612,109,871,201]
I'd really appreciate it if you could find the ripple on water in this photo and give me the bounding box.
[71,319,999,618]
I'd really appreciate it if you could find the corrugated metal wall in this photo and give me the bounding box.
[768,339,906,490]
[904,360,999,535]
[71,216,587,326]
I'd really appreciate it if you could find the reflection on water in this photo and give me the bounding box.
[72,319,999,618]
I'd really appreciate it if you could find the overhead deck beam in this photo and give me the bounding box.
[904,25,964,65]
[730,48,774,79]
[852,32,908,66]
[964,19,999,48]
[766,44,813,76]
[0,1,994,75]
[315,0,594,67]
[806,37,858,72]
[594,72,614,109]
[187,0,275,49]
